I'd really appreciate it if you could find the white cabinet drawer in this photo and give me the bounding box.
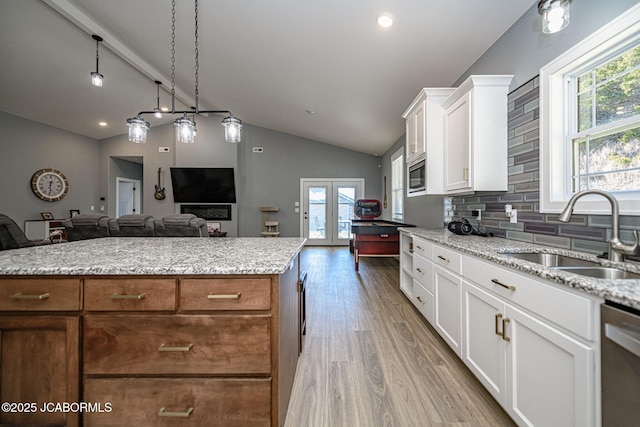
[463,255,597,341]
[432,244,462,274]
[412,237,432,259]
[412,254,433,292]
[413,279,434,324]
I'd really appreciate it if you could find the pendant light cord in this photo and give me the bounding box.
[194,0,199,113]
[170,0,176,114]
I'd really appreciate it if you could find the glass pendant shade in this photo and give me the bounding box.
[175,115,197,143]
[222,115,243,143]
[539,0,571,34]
[91,71,103,87]
[126,116,150,143]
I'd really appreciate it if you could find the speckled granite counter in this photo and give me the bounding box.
[0,237,306,276]
[400,227,640,311]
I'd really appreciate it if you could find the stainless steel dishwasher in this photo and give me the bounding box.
[601,301,640,426]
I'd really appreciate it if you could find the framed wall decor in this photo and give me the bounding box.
[70,209,80,217]
[207,222,221,234]
[41,212,54,220]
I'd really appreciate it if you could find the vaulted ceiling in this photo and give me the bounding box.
[0,0,535,155]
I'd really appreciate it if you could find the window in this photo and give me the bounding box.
[391,148,404,221]
[540,4,640,215]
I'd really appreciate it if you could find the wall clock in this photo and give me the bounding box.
[31,168,69,202]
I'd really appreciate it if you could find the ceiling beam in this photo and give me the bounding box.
[42,0,197,111]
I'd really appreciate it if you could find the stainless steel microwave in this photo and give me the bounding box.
[408,159,426,194]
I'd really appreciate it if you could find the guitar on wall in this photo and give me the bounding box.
[154,167,166,200]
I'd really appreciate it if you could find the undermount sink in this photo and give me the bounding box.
[501,252,601,268]
[500,252,640,280]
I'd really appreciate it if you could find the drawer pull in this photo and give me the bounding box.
[502,318,511,342]
[207,292,241,300]
[416,245,424,251]
[416,267,425,275]
[110,293,146,300]
[158,343,194,352]
[495,313,503,337]
[437,255,450,263]
[158,407,194,418]
[416,296,425,304]
[10,292,50,300]
[491,279,516,291]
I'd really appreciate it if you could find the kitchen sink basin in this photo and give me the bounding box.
[501,252,601,268]
[553,267,640,280]
[501,252,640,279]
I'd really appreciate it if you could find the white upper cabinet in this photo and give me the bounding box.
[441,75,513,194]
[402,88,455,194]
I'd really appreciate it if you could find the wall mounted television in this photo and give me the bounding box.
[169,167,237,203]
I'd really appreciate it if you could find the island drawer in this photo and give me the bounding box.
[180,278,271,311]
[412,237,432,259]
[84,377,271,427]
[83,315,271,375]
[412,254,433,292]
[432,244,462,274]
[84,278,177,311]
[463,255,597,341]
[0,278,81,311]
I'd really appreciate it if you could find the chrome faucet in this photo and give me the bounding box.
[559,189,639,262]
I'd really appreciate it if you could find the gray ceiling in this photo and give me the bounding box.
[0,0,535,156]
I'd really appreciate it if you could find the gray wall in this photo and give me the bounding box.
[0,111,100,225]
[237,123,381,237]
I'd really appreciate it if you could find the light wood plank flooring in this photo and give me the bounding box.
[285,247,515,427]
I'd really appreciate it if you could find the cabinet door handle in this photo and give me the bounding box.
[502,318,511,342]
[416,267,425,275]
[158,343,194,352]
[416,296,425,304]
[495,313,503,337]
[437,255,450,263]
[10,292,50,300]
[463,167,469,181]
[158,407,194,417]
[207,292,241,300]
[110,293,146,300]
[491,279,516,291]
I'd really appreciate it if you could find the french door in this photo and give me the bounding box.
[301,179,364,246]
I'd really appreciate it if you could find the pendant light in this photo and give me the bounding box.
[125,0,242,144]
[153,80,163,118]
[538,0,572,34]
[90,35,104,87]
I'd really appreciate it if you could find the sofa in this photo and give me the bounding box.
[0,213,52,250]
[62,213,209,241]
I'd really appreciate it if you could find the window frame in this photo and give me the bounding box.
[391,148,404,221]
[540,3,640,215]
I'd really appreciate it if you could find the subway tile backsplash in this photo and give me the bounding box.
[450,76,639,262]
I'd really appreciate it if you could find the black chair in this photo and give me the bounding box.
[154,214,209,237]
[108,214,155,237]
[0,213,51,250]
[61,214,110,241]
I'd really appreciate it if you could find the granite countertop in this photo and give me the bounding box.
[399,227,640,311]
[0,237,306,276]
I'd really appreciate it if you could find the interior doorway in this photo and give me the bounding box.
[301,178,364,246]
[115,177,141,217]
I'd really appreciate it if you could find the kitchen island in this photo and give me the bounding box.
[0,237,305,427]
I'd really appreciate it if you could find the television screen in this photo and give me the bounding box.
[169,167,237,203]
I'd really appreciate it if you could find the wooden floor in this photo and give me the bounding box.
[285,247,516,427]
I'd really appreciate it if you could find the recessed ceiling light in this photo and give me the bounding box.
[377,13,394,28]
[98,122,108,127]
[161,107,170,112]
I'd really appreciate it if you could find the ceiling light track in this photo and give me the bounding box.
[126,0,242,145]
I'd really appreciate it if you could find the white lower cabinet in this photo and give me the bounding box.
[399,231,601,427]
[463,281,595,427]
[434,265,462,356]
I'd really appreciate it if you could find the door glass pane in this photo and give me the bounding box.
[309,186,326,238]
[337,186,355,239]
